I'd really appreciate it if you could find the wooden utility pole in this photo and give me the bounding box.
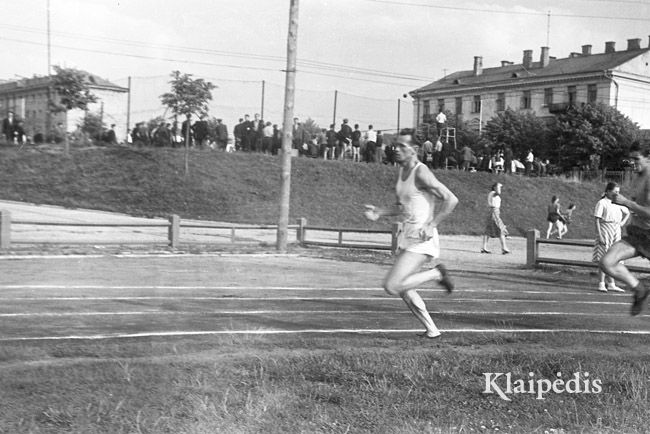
[332,90,338,126]
[261,80,265,119]
[277,0,299,251]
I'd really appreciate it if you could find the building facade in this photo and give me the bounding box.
[0,72,128,142]
[410,37,650,133]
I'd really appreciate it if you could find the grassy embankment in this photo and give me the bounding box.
[0,146,608,239]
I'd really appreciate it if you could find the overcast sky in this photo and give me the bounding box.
[2,0,650,131]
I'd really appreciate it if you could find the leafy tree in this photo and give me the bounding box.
[80,112,105,143]
[483,109,550,160]
[160,71,216,175]
[49,65,98,154]
[548,103,640,170]
[302,118,321,139]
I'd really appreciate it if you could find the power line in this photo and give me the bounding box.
[0,36,428,87]
[363,0,650,22]
[0,22,432,82]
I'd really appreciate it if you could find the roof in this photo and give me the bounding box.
[413,48,650,94]
[0,70,128,93]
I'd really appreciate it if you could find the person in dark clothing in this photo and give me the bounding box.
[504,146,513,174]
[2,111,17,143]
[272,124,282,155]
[241,115,254,152]
[337,118,352,160]
[192,115,209,149]
[215,119,228,150]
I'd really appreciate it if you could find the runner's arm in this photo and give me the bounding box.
[415,166,458,228]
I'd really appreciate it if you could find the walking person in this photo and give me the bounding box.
[600,142,650,315]
[593,182,630,293]
[363,130,458,339]
[480,182,511,254]
[546,195,563,239]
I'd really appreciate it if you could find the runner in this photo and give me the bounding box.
[600,142,650,315]
[364,130,458,338]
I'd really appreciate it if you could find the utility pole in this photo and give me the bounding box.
[396,98,401,134]
[126,76,131,142]
[332,90,338,126]
[261,80,265,119]
[46,0,52,140]
[277,0,299,252]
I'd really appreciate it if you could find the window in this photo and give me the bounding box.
[455,97,462,115]
[437,99,445,113]
[521,90,531,109]
[544,88,553,106]
[472,95,481,113]
[568,86,577,106]
[588,84,597,104]
[496,93,505,112]
[423,100,430,117]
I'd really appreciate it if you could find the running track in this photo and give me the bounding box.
[1,253,649,341]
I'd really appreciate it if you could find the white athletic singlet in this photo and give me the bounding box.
[396,162,440,257]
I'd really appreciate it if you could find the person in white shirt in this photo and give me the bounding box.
[525,149,534,175]
[481,183,510,254]
[593,182,630,292]
[364,130,458,339]
[435,110,447,136]
[364,125,378,163]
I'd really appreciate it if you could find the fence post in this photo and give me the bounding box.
[0,210,10,250]
[168,214,180,248]
[296,218,307,244]
[526,229,539,267]
[391,222,402,255]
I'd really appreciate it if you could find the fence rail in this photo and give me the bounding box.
[301,223,401,253]
[0,211,301,249]
[526,229,650,273]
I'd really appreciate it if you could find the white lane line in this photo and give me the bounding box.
[0,285,599,295]
[3,328,650,341]
[0,253,300,260]
[0,310,637,317]
[0,296,630,304]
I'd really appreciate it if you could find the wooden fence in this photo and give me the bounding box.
[526,229,650,273]
[0,212,402,252]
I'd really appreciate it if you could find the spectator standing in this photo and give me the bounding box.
[594,183,630,292]
[251,113,264,152]
[480,182,511,254]
[435,110,447,136]
[317,128,328,159]
[233,118,244,151]
[364,125,377,163]
[241,114,253,152]
[261,121,273,154]
[2,110,17,143]
[272,124,282,155]
[13,120,26,145]
[432,137,443,169]
[152,121,170,147]
[192,115,209,149]
[460,145,473,171]
[351,124,361,162]
[376,130,384,164]
[215,119,228,150]
[525,149,534,175]
[337,118,352,160]
[103,123,118,145]
[504,146,514,174]
[326,124,337,160]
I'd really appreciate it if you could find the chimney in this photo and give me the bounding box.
[570,52,581,58]
[523,49,533,69]
[605,41,616,53]
[582,45,592,55]
[540,46,550,67]
[627,38,641,50]
[501,60,513,67]
[473,56,483,76]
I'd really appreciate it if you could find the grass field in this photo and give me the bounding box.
[1,251,649,433]
[0,145,608,239]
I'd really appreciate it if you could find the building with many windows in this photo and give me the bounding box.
[0,72,128,142]
[410,37,650,134]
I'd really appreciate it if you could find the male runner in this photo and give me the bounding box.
[600,141,650,316]
[364,130,458,338]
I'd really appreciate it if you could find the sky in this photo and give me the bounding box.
[2,0,650,132]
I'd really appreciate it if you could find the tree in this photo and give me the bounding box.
[302,117,321,139]
[548,103,640,170]
[80,112,105,144]
[160,71,216,175]
[483,109,550,160]
[49,65,98,154]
